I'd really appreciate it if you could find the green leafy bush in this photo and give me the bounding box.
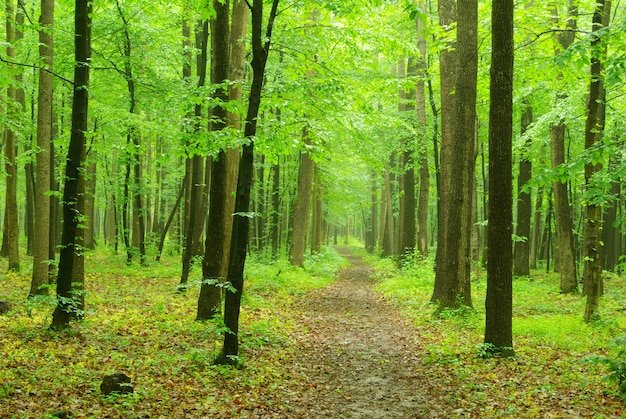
[586,335,626,402]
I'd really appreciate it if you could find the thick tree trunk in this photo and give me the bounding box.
[51,0,91,330]
[431,0,457,303]
[197,0,231,319]
[30,0,53,294]
[514,102,533,276]
[433,0,476,309]
[484,0,514,357]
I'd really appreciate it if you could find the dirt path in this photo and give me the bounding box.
[272,247,451,418]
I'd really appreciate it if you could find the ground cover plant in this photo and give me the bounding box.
[371,249,626,418]
[0,247,345,418]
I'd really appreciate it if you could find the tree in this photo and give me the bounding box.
[180,19,208,287]
[398,56,417,262]
[513,102,532,276]
[30,0,55,296]
[289,130,314,267]
[3,0,21,272]
[197,0,232,320]
[432,0,477,309]
[550,0,578,294]
[216,0,280,366]
[583,0,610,322]
[484,0,514,357]
[51,0,92,330]
[416,9,429,258]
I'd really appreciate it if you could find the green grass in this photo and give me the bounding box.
[372,254,626,417]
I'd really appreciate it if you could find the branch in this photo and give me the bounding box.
[516,28,588,50]
[0,56,73,85]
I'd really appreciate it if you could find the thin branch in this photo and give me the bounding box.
[0,56,73,84]
[516,28,588,50]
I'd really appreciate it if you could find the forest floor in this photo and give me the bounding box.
[261,247,452,418]
[1,246,625,418]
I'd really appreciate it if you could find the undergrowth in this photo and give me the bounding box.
[0,246,344,418]
[373,252,626,417]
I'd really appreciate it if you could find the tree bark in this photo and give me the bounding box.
[217,0,279,365]
[484,0,514,357]
[550,0,578,293]
[583,0,610,321]
[51,0,91,330]
[416,12,429,258]
[431,0,456,303]
[3,0,21,272]
[30,0,54,295]
[197,0,231,320]
[289,131,314,267]
[513,102,533,276]
[433,0,477,309]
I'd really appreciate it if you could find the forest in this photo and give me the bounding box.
[1,0,626,416]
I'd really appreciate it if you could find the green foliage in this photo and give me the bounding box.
[586,335,626,402]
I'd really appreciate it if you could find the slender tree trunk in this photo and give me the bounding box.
[530,186,544,269]
[3,0,20,272]
[270,160,281,258]
[30,0,54,296]
[416,12,429,258]
[51,0,91,330]
[583,0,610,321]
[551,0,578,293]
[484,0,514,357]
[514,102,533,276]
[217,0,279,365]
[289,132,314,267]
[398,57,417,262]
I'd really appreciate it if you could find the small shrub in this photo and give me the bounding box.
[586,335,626,402]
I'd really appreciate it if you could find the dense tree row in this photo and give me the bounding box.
[1,0,625,358]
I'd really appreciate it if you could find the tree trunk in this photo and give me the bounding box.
[51,0,91,330]
[416,12,429,258]
[529,186,544,269]
[484,0,514,357]
[602,150,621,272]
[217,0,279,365]
[583,0,610,321]
[270,160,281,258]
[30,0,54,296]
[433,0,476,309]
[431,0,457,303]
[310,164,323,254]
[289,132,315,267]
[550,1,578,293]
[3,0,21,272]
[197,0,231,319]
[514,102,533,276]
[398,57,417,262]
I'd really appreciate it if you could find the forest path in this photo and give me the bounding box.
[272,246,450,418]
